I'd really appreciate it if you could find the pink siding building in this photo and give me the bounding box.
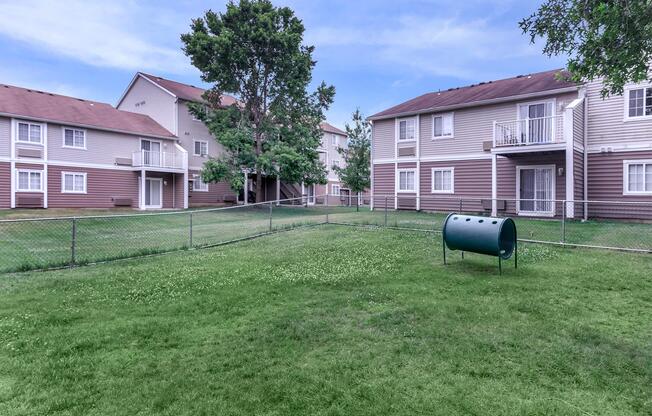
[370,69,652,219]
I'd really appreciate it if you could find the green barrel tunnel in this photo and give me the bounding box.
[442,213,517,260]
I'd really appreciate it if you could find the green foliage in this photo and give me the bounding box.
[181,0,334,199]
[333,109,371,195]
[520,0,652,96]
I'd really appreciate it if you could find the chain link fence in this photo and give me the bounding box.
[1,193,650,273]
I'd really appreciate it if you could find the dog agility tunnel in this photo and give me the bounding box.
[442,213,517,272]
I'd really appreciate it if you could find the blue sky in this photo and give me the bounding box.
[0,0,566,129]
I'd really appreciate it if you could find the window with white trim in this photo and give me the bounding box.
[62,172,87,193]
[194,176,209,191]
[627,87,652,117]
[398,170,416,192]
[332,184,340,196]
[194,140,208,156]
[331,134,337,146]
[16,170,42,191]
[431,167,454,193]
[625,161,652,194]
[16,122,44,144]
[63,128,86,149]
[398,118,416,141]
[432,113,453,138]
[332,159,340,169]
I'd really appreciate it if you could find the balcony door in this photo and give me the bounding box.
[141,139,161,166]
[518,101,553,144]
[518,166,555,215]
[144,178,162,209]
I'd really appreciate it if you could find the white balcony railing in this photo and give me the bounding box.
[132,150,187,170]
[494,115,564,147]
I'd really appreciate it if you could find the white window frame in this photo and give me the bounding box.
[331,184,340,196]
[331,134,337,146]
[16,169,43,192]
[62,127,87,150]
[623,85,652,121]
[623,159,652,195]
[191,104,208,122]
[61,172,87,194]
[193,140,209,157]
[396,168,416,193]
[396,117,417,142]
[15,120,45,145]
[431,167,454,194]
[193,175,209,192]
[432,112,454,139]
[515,165,556,217]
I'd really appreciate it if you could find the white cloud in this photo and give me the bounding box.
[306,15,539,80]
[0,0,192,74]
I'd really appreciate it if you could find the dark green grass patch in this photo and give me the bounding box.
[0,226,650,415]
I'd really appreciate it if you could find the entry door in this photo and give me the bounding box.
[518,102,553,144]
[145,178,163,208]
[519,167,554,214]
[141,140,161,166]
[307,185,315,205]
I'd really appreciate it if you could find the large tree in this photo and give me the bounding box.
[520,0,652,97]
[181,0,335,202]
[333,109,371,211]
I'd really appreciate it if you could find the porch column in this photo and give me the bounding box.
[276,176,280,206]
[564,105,575,219]
[183,171,189,209]
[301,182,305,205]
[243,170,248,205]
[140,169,146,210]
[491,153,497,216]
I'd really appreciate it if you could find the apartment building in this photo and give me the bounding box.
[0,73,348,210]
[0,84,185,210]
[369,69,652,219]
[308,122,348,203]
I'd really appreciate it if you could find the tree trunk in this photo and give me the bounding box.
[256,171,263,203]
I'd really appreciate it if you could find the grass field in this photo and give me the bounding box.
[1,205,652,273]
[0,226,650,415]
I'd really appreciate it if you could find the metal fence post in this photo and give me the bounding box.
[269,202,273,232]
[384,196,388,227]
[189,212,193,248]
[70,218,77,267]
[561,200,566,244]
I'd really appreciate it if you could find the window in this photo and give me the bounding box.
[431,168,454,193]
[63,128,86,149]
[432,113,454,138]
[16,170,42,192]
[624,160,652,194]
[16,121,44,144]
[627,87,652,117]
[194,176,209,192]
[332,160,340,169]
[194,140,208,156]
[398,118,416,141]
[62,172,87,193]
[192,104,208,121]
[331,134,337,146]
[397,170,416,192]
[332,184,340,196]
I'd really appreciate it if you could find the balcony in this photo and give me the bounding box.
[494,115,564,148]
[132,150,187,171]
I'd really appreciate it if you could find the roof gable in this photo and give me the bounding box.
[138,73,238,107]
[320,122,347,136]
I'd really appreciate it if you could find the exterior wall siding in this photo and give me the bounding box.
[372,119,395,160]
[0,116,10,158]
[420,159,492,212]
[178,101,227,170]
[117,76,177,134]
[573,150,585,218]
[572,100,585,148]
[48,165,139,208]
[188,169,235,206]
[586,79,652,148]
[0,162,10,208]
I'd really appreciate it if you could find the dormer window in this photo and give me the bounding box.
[398,118,416,141]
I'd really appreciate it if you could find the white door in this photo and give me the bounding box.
[518,167,554,215]
[145,178,163,209]
[518,102,553,144]
[141,140,161,166]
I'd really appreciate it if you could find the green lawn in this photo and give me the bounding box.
[0,226,650,415]
[1,205,651,273]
